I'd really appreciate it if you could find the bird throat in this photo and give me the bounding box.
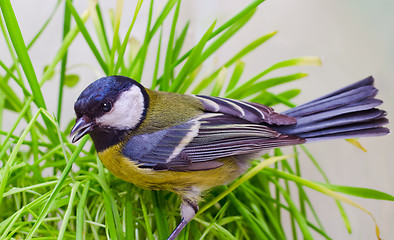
[89,128,128,152]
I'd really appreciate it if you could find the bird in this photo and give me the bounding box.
[70,75,389,239]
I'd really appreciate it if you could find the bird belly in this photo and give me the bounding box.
[98,144,246,194]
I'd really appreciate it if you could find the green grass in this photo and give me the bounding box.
[0,0,392,239]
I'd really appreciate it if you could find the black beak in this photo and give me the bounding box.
[70,116,94,143]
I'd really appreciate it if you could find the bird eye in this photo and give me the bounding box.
[102,101,112,112]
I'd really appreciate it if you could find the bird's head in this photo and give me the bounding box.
[70,76,149,143]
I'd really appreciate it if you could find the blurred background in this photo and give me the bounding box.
[2,0,393,239]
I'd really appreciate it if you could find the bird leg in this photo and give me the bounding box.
[167,198,199,240]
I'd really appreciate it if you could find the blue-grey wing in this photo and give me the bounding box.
[122,113,304,171]
[123,94,302,171]
[182,113,304,163]
[195,95,296,125]
[122,120,200,170]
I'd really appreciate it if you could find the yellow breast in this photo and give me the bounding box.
[98,144,244,195]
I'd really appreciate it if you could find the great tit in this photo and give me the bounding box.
[70,75,389,239]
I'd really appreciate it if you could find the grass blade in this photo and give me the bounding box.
[227,73,307,99]
[0,59,30,97]
[58,182,81,240]
[91,1,111,65]
[172,21,190,62]
[0,0,46,109]
[300,145,352,232]
[227,57,320,98]
[251,89,300,107]
[0,77,23,112]
[76,181,91,239]
[27,0,62,50]
[228,193,268,239]
[66,0,109,75]
[265,168,383,240]
[40,9,90,84]
[127,0,160,80]
[150,0,178,39]
[346,139,367,152]
[271,177,313,240]
[192,31,277,94]
[0,10,24,82]
[315,183,394,201]
[25,136,89,240]
[94,161,125,240]
[0,107,40,207]
[0,0,60,86]
[152,191,170,239]
[108,0,124,73]
[57,0,73,123]
[174,0,266,66]
[226,60,245,93]
[177,65,202,94]
[161,0,181,91]
[114,0,144,74]
[210,0,265,40]
[198,155,291,216]
[211,68,227,96]
[196,8,256,68]
[0,206,26,239]
[169,21,216,92]
[151,28,163,90]
[140,196,154,240]
[125,184,136,240]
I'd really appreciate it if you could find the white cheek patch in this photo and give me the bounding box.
[96,85,145,130]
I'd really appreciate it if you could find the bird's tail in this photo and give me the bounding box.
[275,76,389,142]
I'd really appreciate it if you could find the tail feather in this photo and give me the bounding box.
[302,128,389,142]
[280,109,386,135]
[296,118,388,139]
[275,76,389,142]
[297,76,375,106]
[295,98,383,126]
[283,85,377,118]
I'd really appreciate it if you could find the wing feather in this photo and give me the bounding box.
[182,114,303,162]
[122,99,304,171]
[195,95,296,125]
[122,121,198,169]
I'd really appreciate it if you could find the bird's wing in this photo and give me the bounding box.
[122,113,304,171]
[122,120,200,170]
[178,113,304,167]
[194,95,297,125]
